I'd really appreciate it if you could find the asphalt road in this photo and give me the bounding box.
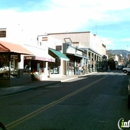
[0,70,130,130]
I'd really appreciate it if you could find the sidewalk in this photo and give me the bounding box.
[0,72,97,97]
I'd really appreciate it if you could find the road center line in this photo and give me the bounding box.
[6,76,107,130]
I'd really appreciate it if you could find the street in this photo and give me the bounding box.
[0,71,130,130]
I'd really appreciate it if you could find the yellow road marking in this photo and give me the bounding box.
[6,76,107,130]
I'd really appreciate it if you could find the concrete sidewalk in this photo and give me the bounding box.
[0,72,97,97]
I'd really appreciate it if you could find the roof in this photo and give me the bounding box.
[49,48,69,61]
[47,31,91,35]
[0,40,32,55]
[37,31,91,37]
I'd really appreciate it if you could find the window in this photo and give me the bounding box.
[0,54,20,78]
[0,54,9,78]
[10,55,19,78]
[0,30,6,37]
[42,37,48,41]
[23,59,31,76]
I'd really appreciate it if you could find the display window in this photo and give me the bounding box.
[0,54,19,78]
[0,54,9,78]
[31,60,44,75]
[10,55,19,78]
[49,62,60,74]
[23,59,31,76]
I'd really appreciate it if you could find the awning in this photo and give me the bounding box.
[23,44,55,62]
[24,55,55,62]
[49,49,69,61]
[0,40,32,55]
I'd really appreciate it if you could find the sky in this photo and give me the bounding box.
[0,0,130,51]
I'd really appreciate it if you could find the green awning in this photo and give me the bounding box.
[49,49,69,61]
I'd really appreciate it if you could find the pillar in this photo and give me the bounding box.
[59,59,63,75]
[44,62,48,77]
[90,52,93,72]
[18,55,24,77]
[37,63,40,73]
[86,50,89,73]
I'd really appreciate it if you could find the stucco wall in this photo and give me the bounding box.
[48,32,90,47]
[48,32,106,56]
[89,34,103,55]
[102,44,106,55]
[38,35,63,50]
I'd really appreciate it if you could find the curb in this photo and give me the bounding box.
[0,72,97,97]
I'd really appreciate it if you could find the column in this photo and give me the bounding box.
[93,53,96,72]
[18,55,24,77]
[90,52,93,72]
[37,63,40,73]
[59,59,62,75]
[74,60,77,75]
[66,61,68,76]
[95,54,97,72]
[44,62,48,77]
[88,51,91,73]
[86,50,89,73]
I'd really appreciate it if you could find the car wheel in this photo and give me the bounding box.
[123,70,127,73]
[128,95,130,109]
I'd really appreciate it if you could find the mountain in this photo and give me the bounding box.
[106,50,130,57]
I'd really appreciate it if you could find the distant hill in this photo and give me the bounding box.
[106,50,130,57]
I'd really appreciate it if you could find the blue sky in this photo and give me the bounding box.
[0,0,130,51]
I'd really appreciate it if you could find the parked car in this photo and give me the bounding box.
[116,65,124,70]
[122,66,130,73]
[128,77,130,108]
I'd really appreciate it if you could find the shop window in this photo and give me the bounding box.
[0,54,9,78]
[10,55,19,78]
[31,61,44,74]
[50,62,59,74]
[23,59,31,76]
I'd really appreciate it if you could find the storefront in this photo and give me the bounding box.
[63,43,87,75]
[49,48,69,76]
[0,41,32,87]
[23,44,55,80]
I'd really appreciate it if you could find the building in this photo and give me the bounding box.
[47,31,106,72]
[0,41,32,87]
[37,35,70,76]
[0,30,107,86]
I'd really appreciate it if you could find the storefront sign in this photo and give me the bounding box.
[24,56,33,60]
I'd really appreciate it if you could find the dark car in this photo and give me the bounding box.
[116,65,124,70]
